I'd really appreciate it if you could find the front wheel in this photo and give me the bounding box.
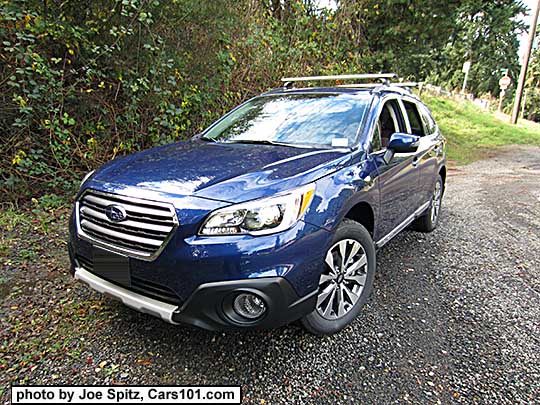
[301,219,376,335]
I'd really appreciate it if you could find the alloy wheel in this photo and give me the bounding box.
[316,239,368,320]
[430,181,442,224]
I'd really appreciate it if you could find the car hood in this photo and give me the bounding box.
[91,140,351,203]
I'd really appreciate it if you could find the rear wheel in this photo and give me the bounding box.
[301,219,376,335]
[413,174,443,232]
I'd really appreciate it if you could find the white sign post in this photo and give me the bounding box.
[499,75,511,90]
[462,61,471,94]
[498,75,512,112]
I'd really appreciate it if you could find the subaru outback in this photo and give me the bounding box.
[68,73,446,335]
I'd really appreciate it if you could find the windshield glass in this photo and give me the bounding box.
[202,93,370,148]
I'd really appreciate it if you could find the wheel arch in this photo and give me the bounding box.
[439,165,447,193]
[344,201,375,237]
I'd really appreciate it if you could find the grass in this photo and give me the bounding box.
[0,205,68,269]
[424,96,540,165]
[0,206,32,232]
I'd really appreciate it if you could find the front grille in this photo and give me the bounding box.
[75,254,183,305]
[77,189,178,260]
[131,276,182,305]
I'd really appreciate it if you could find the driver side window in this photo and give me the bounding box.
[371,100,402,152]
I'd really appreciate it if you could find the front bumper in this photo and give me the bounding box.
[74,267,179,324]
[173,276,317,330]
[73,265,317,331]
[69,185,333,330]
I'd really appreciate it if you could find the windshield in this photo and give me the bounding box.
[202,93,370,148]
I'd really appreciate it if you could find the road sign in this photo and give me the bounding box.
[462,61,471,73]
[499,75,511,90]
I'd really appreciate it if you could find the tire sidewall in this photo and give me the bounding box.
[302,220,376,335]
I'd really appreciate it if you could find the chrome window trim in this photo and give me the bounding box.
[75,189,179,261]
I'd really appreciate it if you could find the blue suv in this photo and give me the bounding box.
[68,74,446,335]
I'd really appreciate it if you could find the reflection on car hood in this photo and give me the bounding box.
[91,140,350,203]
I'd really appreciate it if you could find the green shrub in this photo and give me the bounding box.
[0,0,527,203]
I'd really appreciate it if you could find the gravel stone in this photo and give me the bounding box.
[1,146,539,404]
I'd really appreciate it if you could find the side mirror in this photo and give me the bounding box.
[387,133,420,153]
[383,133,420,164]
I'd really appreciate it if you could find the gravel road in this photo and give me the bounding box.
[1,146,539,404]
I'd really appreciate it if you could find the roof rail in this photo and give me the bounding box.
[336,81,421,89]
[279,74,424,95]
[281,73,397,82]
[281,73,397,85]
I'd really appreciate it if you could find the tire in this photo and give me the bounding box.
[413,174,444,232]
[301,219,376,335]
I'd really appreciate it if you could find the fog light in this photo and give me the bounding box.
[233,293,267,319]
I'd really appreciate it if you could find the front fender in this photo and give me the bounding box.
[304,158,381,237]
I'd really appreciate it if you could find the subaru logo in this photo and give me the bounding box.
[105,204,127,222]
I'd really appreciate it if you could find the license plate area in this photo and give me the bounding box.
[92,247,131,287]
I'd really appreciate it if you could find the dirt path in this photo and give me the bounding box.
[1,146,539,404]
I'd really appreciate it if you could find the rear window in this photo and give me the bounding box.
[203,94,370,147]
[403,101,425,137]
[418,104,438,135]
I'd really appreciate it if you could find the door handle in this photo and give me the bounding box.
[412,157,419,168]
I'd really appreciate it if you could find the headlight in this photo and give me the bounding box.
[80,170,95,186]
[200,184,315,236]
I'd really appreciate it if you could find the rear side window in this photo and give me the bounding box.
[403,101,425,137]
[418,104,437,135]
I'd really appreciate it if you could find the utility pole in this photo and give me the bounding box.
[521,88,528,118]
[511,0,540,124]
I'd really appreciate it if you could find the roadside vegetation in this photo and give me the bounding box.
[425,97,540,165]
[1,0,536,203]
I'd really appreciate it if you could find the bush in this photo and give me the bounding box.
[0,0,230,201]
[1,0,525,203]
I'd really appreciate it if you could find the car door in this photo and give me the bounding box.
[401,98,444,205]
[368,97,421,240]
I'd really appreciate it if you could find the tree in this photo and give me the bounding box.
[336,0,462,78]
[429,0,526,96]
[522,25,540,121]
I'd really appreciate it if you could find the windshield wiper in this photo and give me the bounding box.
[202,138,334,150]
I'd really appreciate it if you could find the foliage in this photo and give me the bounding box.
[425,96,540,164]
[0,0,235,201]
[523,25,540,121]
[0,0,531,202]
[336,0,462,79]
[427,0,526,98]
